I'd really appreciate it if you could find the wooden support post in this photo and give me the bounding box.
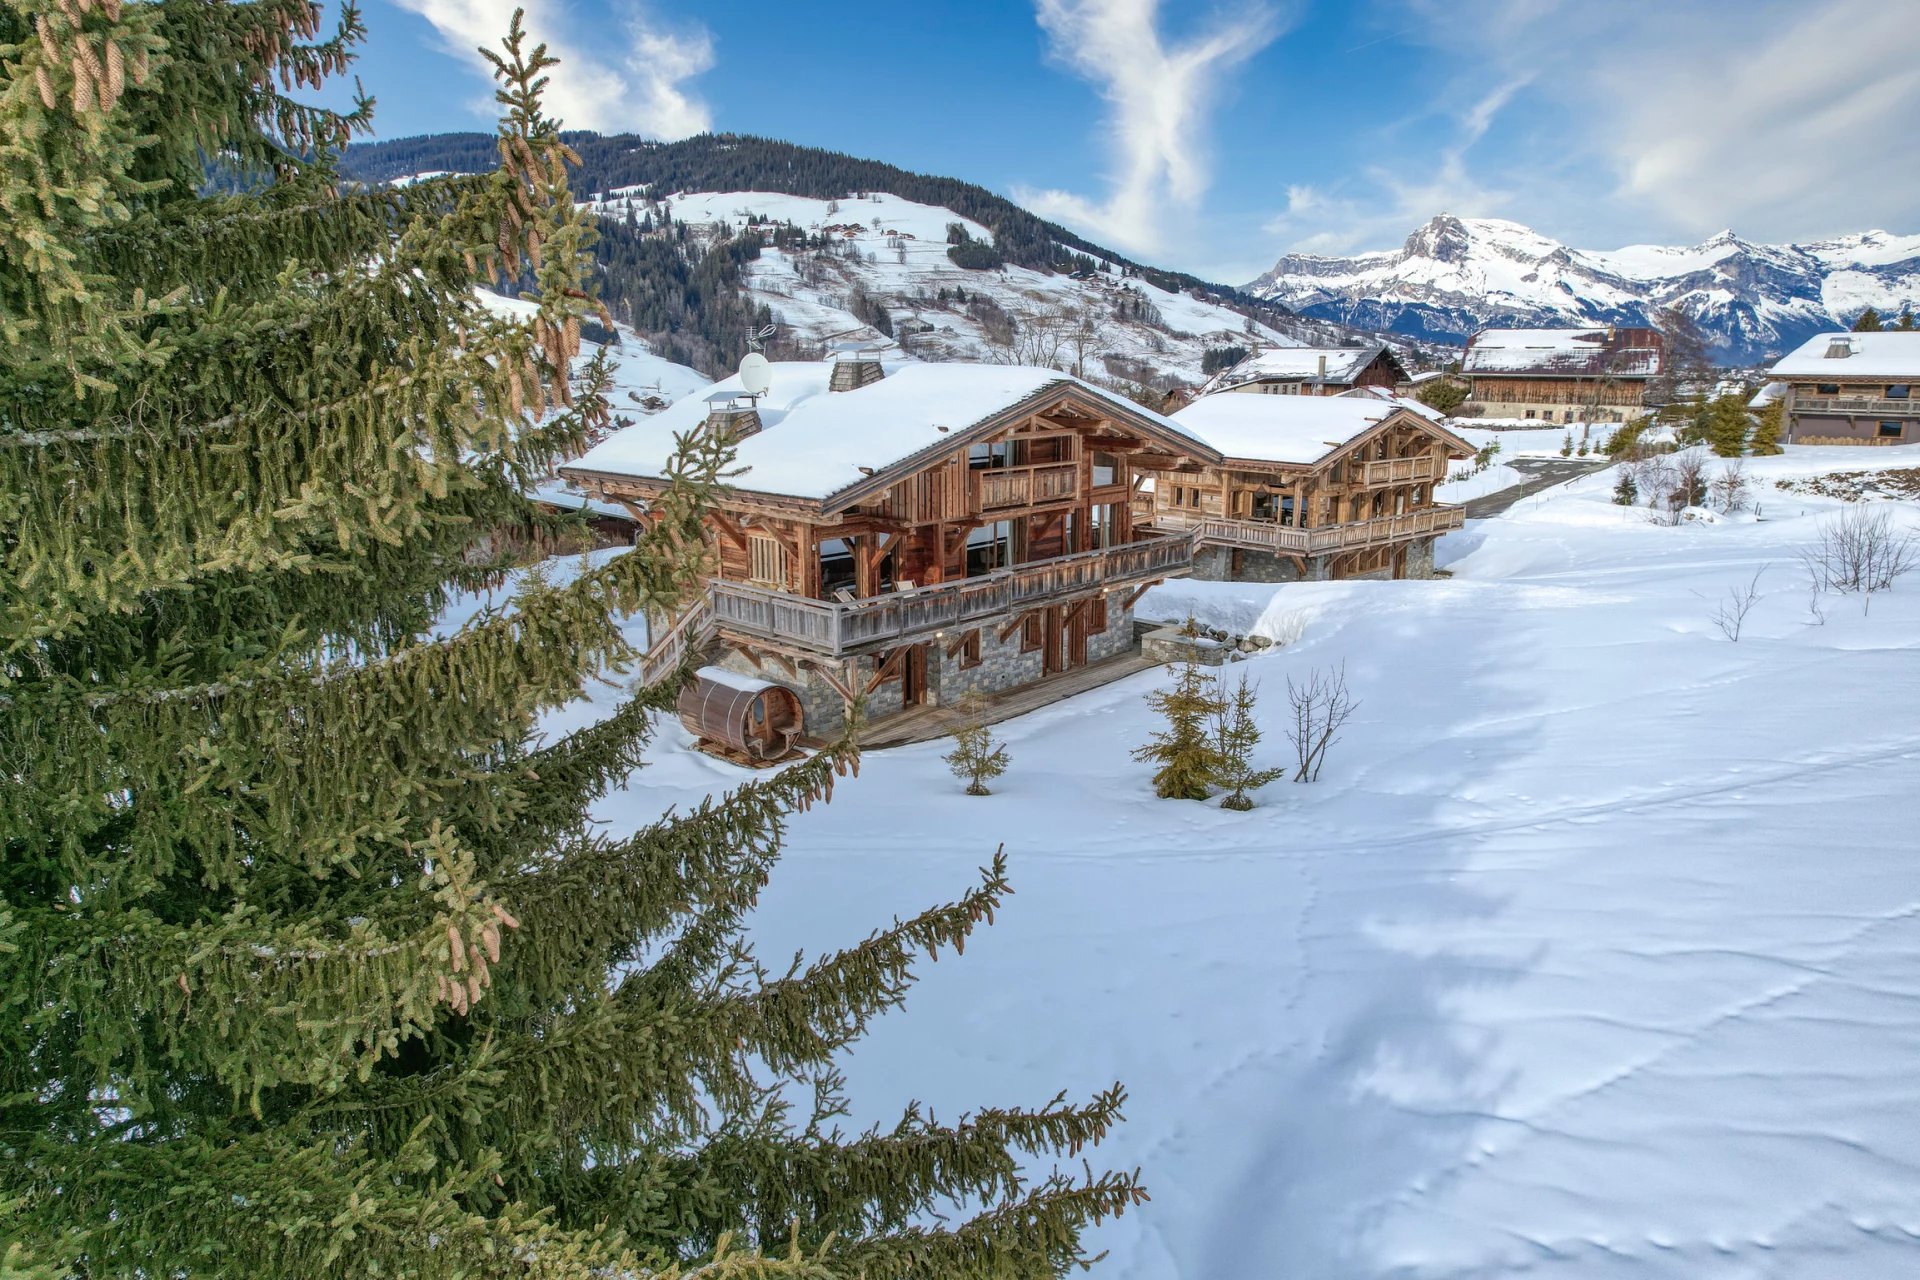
[863,646,907,696]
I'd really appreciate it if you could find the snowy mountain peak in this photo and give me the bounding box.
[1247,215,1920,364]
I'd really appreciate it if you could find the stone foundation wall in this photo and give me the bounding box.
[1193,537,1439,583]
[711,594,1140,738]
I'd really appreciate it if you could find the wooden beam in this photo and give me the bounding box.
[944,627,980,659]
[798,657,857,704]
[998,608,1038,644]
[862,645,908,696]
[709,509,750,552]
[1121,578,1164,611]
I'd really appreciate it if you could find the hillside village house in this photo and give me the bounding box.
[1209,344,1408,397]
[1462,327,1667,422]
[1761,331,1920,445]
[559,354,1215,737]
[1145,394,1473,582]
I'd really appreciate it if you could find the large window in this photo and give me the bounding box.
[1888,385,1911,400]
[968,441,1009,470]
[1816,383,1841,396]
[966,520,1017,576]
[1091,451,1119,487]
[818,538,855,597]
[1088,501,1120,548]
[1879,421,1904,439]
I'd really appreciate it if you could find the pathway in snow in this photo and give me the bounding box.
[586,445,1920,1280]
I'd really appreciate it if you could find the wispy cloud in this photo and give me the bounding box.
[1016,0,1286,256]
[394,0,714,137]
[1257,80,1522,259]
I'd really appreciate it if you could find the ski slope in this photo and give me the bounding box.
[538,444,1920,1279]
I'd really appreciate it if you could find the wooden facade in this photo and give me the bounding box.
[1143,407,1470,581]
[1462,327,1667,423]
[562,377,1213,732]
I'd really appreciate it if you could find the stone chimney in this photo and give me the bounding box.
[1316,354,1328,381]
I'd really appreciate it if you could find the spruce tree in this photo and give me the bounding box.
[1613,470,1640,506]
[943,707,1011,797]
[0,7,1138,1276]
[1898,307,1916,332]
[1751,399,1786,455]
[1212,676,1283,812]
[1854,306,1883,332]
[1704,394,1752,457]
[1133,650,1227,800]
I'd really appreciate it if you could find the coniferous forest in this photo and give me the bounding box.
[0,3,1141,1275]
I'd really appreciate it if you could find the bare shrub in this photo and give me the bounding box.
[1703,567,1766,641]
[1286,663,1358,783]
[1800,506,1919,611]
[1709,462,1751,514]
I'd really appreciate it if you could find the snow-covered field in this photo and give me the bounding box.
[529,444,1920,1279]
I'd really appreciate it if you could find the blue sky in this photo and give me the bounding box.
[345,0,1920,284]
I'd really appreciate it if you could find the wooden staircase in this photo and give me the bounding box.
[637,594,717,686]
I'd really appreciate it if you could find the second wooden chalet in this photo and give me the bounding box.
[1143,393,1474,582]
[559,353,1216,735]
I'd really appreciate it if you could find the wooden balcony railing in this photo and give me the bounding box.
[975,462,1079,512]
[1359,455,1447,486]
[705,534,1195,656]
[1155,504,1464,555]
[1790,394,1919,416]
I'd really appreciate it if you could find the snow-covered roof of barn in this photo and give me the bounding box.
[1768,332,1920,379]
[1464,327,1663,378]
[566,360,1209,504]
[1173,394,1423,465]
[1221,345,1386,386]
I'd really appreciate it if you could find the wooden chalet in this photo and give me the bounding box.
[558,354,1215,735]
[1210,344,1408,397]
[1762,331,1920,445]
[1462,327,1666,423]
[1144,393,1473,582]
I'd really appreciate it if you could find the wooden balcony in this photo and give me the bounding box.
[1359,454,1447,486]
[1155,504,1465,556]
[705,534,1195,657]
[1790,394,1920,417]
[975,462,1079,512]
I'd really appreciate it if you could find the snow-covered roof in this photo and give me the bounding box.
[1221,345,1391,387]
[1173,394,1427,466]
[695,665,776,694]
[1464,327,1664,378]
[527,480,634,521]
[1406,369,1448,384]
[1768,331,1920,379]
[565,360,1210,505]
[1748,381,1788,410]
[1336,385,1446,422]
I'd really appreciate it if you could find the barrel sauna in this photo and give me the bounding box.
[676,667,805,764]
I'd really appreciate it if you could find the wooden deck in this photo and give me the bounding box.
[854,650,1161,749]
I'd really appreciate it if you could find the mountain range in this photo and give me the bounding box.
[1246,215,1920,365]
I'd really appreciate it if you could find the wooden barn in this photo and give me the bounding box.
[1462,327,1666,423]
[1208,345,1408,398]
[1144,392,1473,582]
[560,353,1216,737]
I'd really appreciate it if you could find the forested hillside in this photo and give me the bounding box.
[344,131,1263,303]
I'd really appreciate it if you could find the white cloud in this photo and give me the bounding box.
[1016,0,1286,256]
[1601,0,1920,241]
[394,0,713,137]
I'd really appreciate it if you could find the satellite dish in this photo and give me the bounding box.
[738,352,773,398]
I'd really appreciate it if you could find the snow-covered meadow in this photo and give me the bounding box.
[558,445,1920,1279]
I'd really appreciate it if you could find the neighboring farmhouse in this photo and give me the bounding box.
[560,355,1470,738]
[560,353,1213,736]
[1146,394,1472,583]
[1208,344,1408,398]
[1761,331,1920,445]
[1462,326,1667,422]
